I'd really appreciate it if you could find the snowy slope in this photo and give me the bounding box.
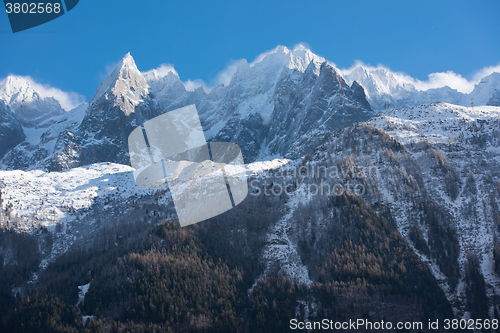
[0,158,291,231]
[369,102,500,145]
[0,163,148,230]
[265,102,500,315]
[1,103,88,171]
[257,182,313,287]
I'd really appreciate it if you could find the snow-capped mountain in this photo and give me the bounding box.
[343,65,500,111]
[0,75,86,170]
[1,45,373,170]
[0,75,65,128]
[342,65,422,110]
[3,46,499,171]
[90,53,149,117]
[197,46,372,161]
[74,54,159,167]
[3,101,500,316]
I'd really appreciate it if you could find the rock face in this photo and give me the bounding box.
[73,54,208,167]
[199,53,373,162]
[74,54,155,167]
[77,47,372,164]
[0,101,25,159]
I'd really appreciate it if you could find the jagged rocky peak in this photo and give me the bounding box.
[221,45,329,102]
[91,53,149,116]
[0,75,41,105]
[201,49,373,162]
[317,61,347,88]
[313,62,370,105]
[0,75,65,127]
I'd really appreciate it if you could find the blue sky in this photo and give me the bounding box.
[1,0,499,103]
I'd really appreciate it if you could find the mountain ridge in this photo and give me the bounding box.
[0,46,373,170]
[343,64,500,110]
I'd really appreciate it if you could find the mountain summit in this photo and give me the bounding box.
[0,75,65,128]
[91,53,149,116]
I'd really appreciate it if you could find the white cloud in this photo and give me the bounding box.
[409,65,500,94]
[144,64,209,92]
[250,47,276,66]
[472,63,500,82]
[143,63,178,79]
[181,59,247,92]
[340,60,370,76]
[183,79,206,92]
[31,80,85,111]
[340,61,418,87]
[143,59,247,92]
[413,71,474,94]
[293,42,312,51]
